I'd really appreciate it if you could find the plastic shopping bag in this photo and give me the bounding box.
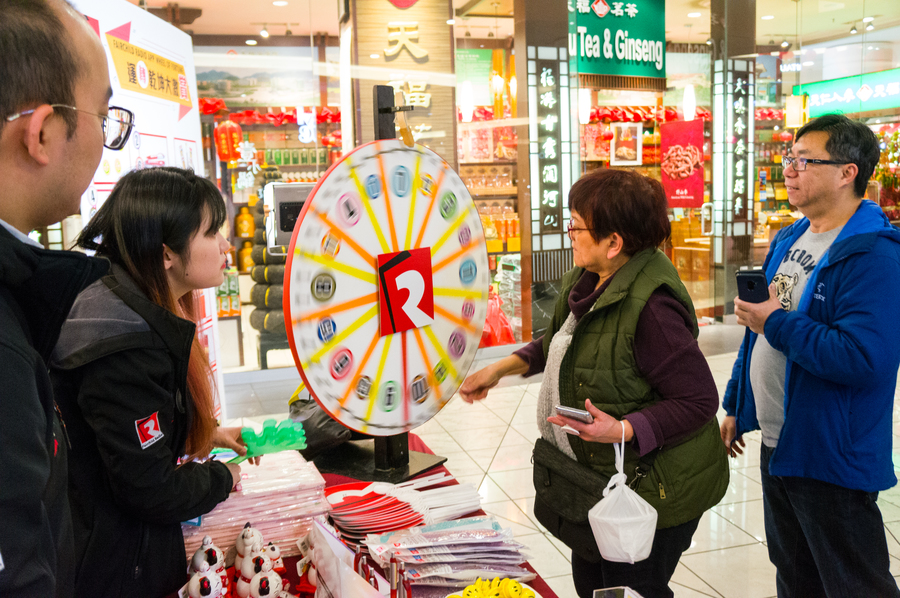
[479,291,516,347]
[587,423,657,563]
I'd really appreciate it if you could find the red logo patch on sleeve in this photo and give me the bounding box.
[135,412,164,449]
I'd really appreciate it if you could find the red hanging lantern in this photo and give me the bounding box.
[601,128,615,141]
[214,119,242,162]
[780,130,794,143]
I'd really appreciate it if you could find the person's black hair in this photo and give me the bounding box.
[794,113,880,198]
[77,167,227,309]
[0,0,81,136]
[568,168,670,255]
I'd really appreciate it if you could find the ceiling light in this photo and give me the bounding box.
[866,23,874,31]
[447,19,455,25]
[488,31,494,37]
[260,25,270,38]
[285,29,292,35]
[862,16,874,23]
[273,0,288,5]
[850,24,858,34]
[768,39,775,45]
[465,30,471,37]
[687,12,701,17]
[706,38,712,45]
[802,61,814,66]
[245,40,257,45]
[868,46,874,50]
[781,39,790,48]
[761,15,774,20]
[369,53,379,59]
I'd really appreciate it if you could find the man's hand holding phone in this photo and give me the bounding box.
[734,271,783,335]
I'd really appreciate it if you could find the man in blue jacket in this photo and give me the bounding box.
[721,113,900,596]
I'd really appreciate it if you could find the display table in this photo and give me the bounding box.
[319,433,559,598]
[174,434,558,598]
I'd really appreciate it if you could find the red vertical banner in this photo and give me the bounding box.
[661,120,705,208]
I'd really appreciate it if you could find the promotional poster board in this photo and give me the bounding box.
[73,0,226,417]
[610,122,642,166]
[660,119,704,208]
[455,48,495,107]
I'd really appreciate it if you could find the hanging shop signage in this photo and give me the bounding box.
[107,36,192,111]
[661,119,703,208]
[792,67,900,119]
[730,66,754,219]
[535,60,563,234]
[569,0,666,78]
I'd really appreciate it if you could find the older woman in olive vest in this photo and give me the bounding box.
[460,168,728,598]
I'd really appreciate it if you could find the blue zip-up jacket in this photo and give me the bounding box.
[723,200,900,492]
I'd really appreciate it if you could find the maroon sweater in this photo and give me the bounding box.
[514,269,718,456]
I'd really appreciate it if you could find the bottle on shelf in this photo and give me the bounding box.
[491,206,506,242]
[238,241,254,273]
[235,206,255,238]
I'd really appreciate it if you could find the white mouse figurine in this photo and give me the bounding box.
[234,522,264,575]
[186,562,224,598]
[235,552,272,598]
[249,569,283,597]
[262,542,286,575]
[189,536,228,595]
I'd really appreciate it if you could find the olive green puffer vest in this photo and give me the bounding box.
[542,248,728,528]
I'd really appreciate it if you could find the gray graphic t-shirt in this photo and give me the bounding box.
[749,225,843,447]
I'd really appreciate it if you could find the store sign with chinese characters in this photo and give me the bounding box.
[792,67,900,119]
[568,0,666,78]
[535,62,563,233]
[730,66,754,219]
[349,0,457,166]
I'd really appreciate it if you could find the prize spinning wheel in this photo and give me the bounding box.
[284,139,489,435]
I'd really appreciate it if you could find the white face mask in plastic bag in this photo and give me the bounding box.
[588,422,658,564]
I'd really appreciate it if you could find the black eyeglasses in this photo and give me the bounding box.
[567,221,592,239]
[5,104,135,150]
[782,155,851,172]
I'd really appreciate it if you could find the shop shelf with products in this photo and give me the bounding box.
[754,118,794,213]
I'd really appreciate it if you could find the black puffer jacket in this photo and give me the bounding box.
[0,226,107,598]
[50,264,233,598]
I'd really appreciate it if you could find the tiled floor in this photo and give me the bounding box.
[221,336,900,598]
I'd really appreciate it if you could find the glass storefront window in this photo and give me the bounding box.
[119,0,899,375]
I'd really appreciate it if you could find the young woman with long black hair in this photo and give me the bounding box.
[50,167,247,597]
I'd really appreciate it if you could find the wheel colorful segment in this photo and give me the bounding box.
[284,139,490,435]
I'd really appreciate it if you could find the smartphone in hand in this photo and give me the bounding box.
[735,270,769,303]
[555,405,594,424]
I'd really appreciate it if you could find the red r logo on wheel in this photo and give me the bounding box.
[377,247,434,337]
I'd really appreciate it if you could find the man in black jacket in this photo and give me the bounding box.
[0,1,121,595]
